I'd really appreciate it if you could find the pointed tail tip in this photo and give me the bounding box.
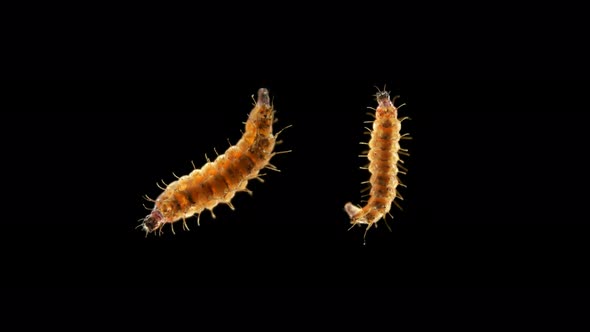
[257,88,270,106]
[344,202,361,219]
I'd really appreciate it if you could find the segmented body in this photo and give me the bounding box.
[141,88,283,235]
[344,90,409,240]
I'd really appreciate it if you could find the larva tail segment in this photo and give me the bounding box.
[345,87,409,243]
[344,203,363,222]
[140,88,288,236]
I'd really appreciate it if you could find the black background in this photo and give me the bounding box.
[2,80,589,289]
[2,1,590,328]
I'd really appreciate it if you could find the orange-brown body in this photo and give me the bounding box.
[142,88,280,234]
[345,90,408,240]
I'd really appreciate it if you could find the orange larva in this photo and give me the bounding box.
[344,88,410,242]
[140,88,290,235]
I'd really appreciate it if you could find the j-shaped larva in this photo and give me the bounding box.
[344,88,410,242]
[140,88,290,235]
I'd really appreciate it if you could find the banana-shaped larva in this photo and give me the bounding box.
[140,88,290,235]
[344,88,410,242]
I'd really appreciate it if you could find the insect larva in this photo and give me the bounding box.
[140,88,290,235]
[344,88,410,242]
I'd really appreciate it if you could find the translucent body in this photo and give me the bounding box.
[142,88,279,234]
[344,91,407,240]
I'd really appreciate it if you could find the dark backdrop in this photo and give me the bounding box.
[2,80,588,289]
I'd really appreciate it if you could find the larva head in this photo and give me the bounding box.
[376,91,392,108]
[142,209,165,234]
[375,90,399,118]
